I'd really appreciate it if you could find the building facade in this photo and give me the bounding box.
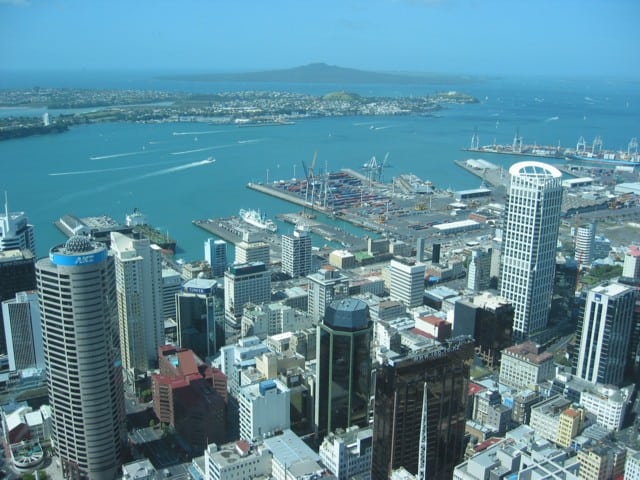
[575,283,635,386]
[36,236,125,480]
[281,226,312,278]
[499,161,563,340]
[0,204,35,255]
[372,337,474,480]
[238,379,290,441]
[319,425,372,480]
[111,232,163,375]
[389,259,425,308]
[205,238,227,277]
[307,267,349,322]
[315,298,372,442]
[1,291,43,371]
[224,262,271,328]
[574,223,596,266]
[499,341,555,390]
[235,241,270,265]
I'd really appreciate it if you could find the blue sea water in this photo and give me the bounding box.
[1,72,638,261]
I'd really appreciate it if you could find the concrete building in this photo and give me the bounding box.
[0,202,35,255]
[499,161,563,340]
[307,266,349,322]
[161,267,182,321]
[574,223,596,265]
[329,249,356,269]
[575,282,636,386]
[205,440,272,480]
[319,425,372,480]
[499,341,555,390]
[580,383,633,431]
[281,226,312,277]
[263,429,325,480]
[529,395,583,447]
[372,336,474,480]
[176,278,225,361]
[0,249,36,356]
[626,451,640,480]
[467,248,492,292]
[389,259,425,308]
[235,240,270,265]
[577,442,626,480]
[224,262,271,328]
[205,238,227,277]
[241,302,313,340]
[111,231,164,376]
[1,291,43,371]
[623,245,640,278]
[36,236,125,480]
[219,336,270,399]
[316,298,372,441]
[152,346,227,452]
[238,379,290,441]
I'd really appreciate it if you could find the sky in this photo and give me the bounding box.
[1,0,639,78]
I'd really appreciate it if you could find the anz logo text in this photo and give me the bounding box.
[74,255,95,265]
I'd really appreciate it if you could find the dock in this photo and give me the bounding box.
[454,159,509,189]
[277,213,368,250]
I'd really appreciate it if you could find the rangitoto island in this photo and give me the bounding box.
[0,64,479,141]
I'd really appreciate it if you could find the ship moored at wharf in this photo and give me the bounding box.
[464,131,640,167]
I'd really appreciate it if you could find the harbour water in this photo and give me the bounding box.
[1,73,638,261]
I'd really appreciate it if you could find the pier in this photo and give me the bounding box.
[277,213,368,250]
[454,159,509,189]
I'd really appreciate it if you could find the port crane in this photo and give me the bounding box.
[302,150,318,205]
[362,152,391,184]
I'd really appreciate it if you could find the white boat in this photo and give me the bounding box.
[239,209,277,233]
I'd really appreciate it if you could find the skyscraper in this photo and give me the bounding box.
[36,236,125,480]
[499,161,563,340]
[574,223,596,266]
[1,290,43,371]
[315,298,372,442]
[176,278,225,360]
[575,282,636,386]
[224,262,271,328]
[389,258,425,308]
[111,232,163,377]
[0,249,36,355]
[281,225,312,278]
[467,248,492,292]
[307,266,349,322]
[204,238,227,277]
[0,198,35,255]
[371,337,474,480]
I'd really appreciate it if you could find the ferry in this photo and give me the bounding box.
[125,208,177,252]
[239,208,278,233]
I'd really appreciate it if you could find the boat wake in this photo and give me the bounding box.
[49,161,167,176]
[172,130,223,136]
[544,116,560,122]
[237,138,263,144]
[170,143,238,155]
[90,150,150,160]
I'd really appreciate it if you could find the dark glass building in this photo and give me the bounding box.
[372,336,474,480]
[315,298,372,442]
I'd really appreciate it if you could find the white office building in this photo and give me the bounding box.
[0,201,35,256]
[219,336,270,398]
[224,262,271,327]
[389,259,425,308]
[238,379,290,441]
[319,425,373,480]
[467,249,492,292]
[499,161,563,339]
[111,232,164,375]
[580,383,633,431]
[36,236,125,480]
[307,267,350,322]
[281,226,312,278]
[161,268,182,320]
[575,283,635,386]
[205,440,272,480]
[1,291,43,371]
[574,223,596,265]
[623,245,640,279]
[499,341,555,390]
[235,241,270,265]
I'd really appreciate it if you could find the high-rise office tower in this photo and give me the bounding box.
[111,232,163,377]
[235,240,270,265]
[315,298,372,442]
[204,238,227,277]
[575,283,635,386]
[499,161,563,340]
[574,223,596,265]
[36,236,125,480]
[224,262,271,328]
[0,198,36,255]
[389,259,425,308]
[619,245,640,384]
[371,337,474,480]
[467,248,492,292]
[176,278,225,360]
[416,237,426,263]
[161,267,182,321]
[0,249,36,355]
[1,290,44,371]
[281,226,312,278]
[307,267,349,322]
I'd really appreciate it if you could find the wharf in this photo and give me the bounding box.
[247,182,314,210]
[454,159,508,189]
[463,146,564,160]
[277,212,368,250]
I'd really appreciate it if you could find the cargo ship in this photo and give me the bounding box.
[125,208,177,253]
[564,136,640,167]
[239,208,278,232]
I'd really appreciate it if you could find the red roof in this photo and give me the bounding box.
[468,382,486,396]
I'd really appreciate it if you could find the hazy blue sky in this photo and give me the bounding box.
[1,0,638,77]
